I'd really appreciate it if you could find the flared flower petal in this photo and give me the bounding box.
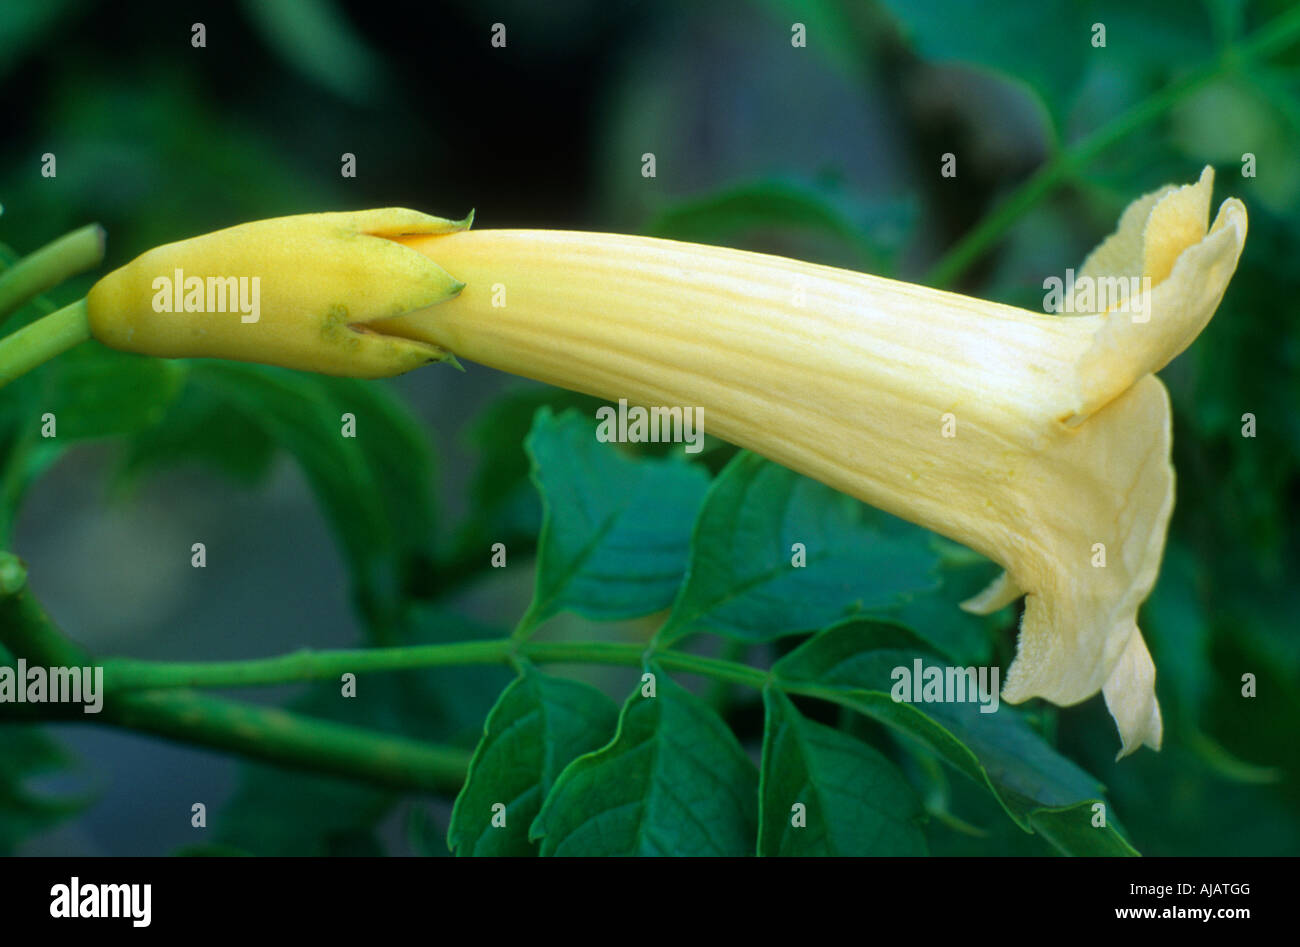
[1071,168,1248,419]
[963,168,1245,756]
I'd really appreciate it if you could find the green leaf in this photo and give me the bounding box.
[519,407,711,632]
[52,350,444,626]
[0,725,89,854]
[456,385,603,548]
[448,666,619,856]
[877,0,1089,122]
[41,344,187,441]
[172,362,439,627]
[759,687,927,855]
[1028,803,1147,856]
[753,0,875,82]
[773,620,1137,855]
[658,453,937,644]
[0,0,79,82]
[0,375,61,545]
[214,751,395,857]
[115,380,277,487]
[888,539,1002,664]
[0,251,186,535]
[336,377,442,604]
[877,0,1218,127]
[531,672,758,855]
[238,0,389,106]
[1171,78,1300,215]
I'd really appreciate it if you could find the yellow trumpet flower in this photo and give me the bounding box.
[377,167,1245,758]
[79,168,1246,757]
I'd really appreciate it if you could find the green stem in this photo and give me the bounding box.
[4,553,770,799]
[0,554,94,668]
[0,298,92,388]
[924,5,1300,288]
[0,555,468,794]
[0,224,104,326]
[0,559,753,794]
[102,640,513,691]
[98,690,471,795]
[706,639,750,713]
[95,637,887,746]
[101,638,771,693]
[2,571,881,797]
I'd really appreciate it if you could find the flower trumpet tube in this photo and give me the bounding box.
[376,167,1246,758]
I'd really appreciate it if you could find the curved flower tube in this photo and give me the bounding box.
[380,167,1244,757]
[83,168,1246,756]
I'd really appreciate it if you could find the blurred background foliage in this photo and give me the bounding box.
[0,0,1297,855]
